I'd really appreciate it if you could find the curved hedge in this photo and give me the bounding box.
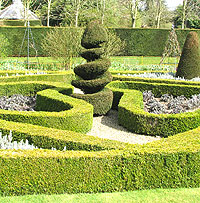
[107,80,200,137]
[0,71,200,196]
[0,119,200,195]
[0,81,93,133]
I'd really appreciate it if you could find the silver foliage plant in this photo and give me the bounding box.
[0,131,67,151]
[119,72,200,82]
[143,90,200,114]
[1,71,47,77]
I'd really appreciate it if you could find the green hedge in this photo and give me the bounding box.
[114,28,200,56]
[0,123,200,195]
[108,80,200,98]
[72,87,113,115]
[107,81,200,137]
[0,119,129,152]
[0,20,41,26]
[111,70,200,86]
[0,71,75,83]
[0,71,200,195]
[0,81,93,133]
[0,26,199,56]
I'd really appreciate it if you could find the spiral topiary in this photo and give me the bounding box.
[71,21,113,115]
[176,32,200,79]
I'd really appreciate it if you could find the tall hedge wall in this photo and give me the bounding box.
[114,28,200,56]
[0,26,199,56]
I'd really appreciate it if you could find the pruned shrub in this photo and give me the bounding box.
[72,21,113,115]
[176,32,200,79]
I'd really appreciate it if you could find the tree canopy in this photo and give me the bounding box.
[0,0,199,29]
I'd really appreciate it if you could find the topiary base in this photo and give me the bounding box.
[72,88,113,115]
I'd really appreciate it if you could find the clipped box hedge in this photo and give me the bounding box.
[0,71,200,196]
[0,20,41,26]
[0,70,75,83]
[0,81,93,133]
[0,121,200,195]
[107,81,200,137]
[111,70,200,86]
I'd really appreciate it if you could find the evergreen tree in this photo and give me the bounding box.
[71,21,113,115]
[176,32,200,79]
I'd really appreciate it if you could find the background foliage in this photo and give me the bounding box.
[0,27,199,57]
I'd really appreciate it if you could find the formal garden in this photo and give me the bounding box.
[0,0,199,200]
[0,18,199,202]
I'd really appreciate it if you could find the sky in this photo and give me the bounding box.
[166,0,183,10]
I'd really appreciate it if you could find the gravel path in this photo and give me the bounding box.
[73,87,161,144]
[87,110,160,144]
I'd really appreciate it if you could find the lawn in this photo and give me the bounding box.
[0,188,199,203]
[2,56,179,65]
[0,56,179,71]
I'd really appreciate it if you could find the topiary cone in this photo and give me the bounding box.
[176,32,200,79]
[71,21,113,115]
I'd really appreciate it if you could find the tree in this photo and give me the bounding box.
[141,0,171,28]
[160,26,181,65]
[102,29,126,57]
[42,28,82,69]
[176,32,200,79]
[72,21,113,115]
[62,0,94,27]
[46,0,52,27]
[118,0,142,28]
[155,0,162,28]
[174,0,200,29]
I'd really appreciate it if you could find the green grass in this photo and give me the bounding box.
[2,56,179,65]
[0,188,199,203]
[0,56,179,71]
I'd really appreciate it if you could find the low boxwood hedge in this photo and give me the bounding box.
[111,70,200,86]
[0,71,200,196]
[107,81,200,137]
[0,20,41,26]
[0,123,200,195]
[0,71,75,84]
[0,81,93,133]
[0,119,129,152]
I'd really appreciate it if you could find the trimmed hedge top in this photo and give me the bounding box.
[81,21,108,49]
[0,70,200,196]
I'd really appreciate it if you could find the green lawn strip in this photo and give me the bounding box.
[0,188,199,203]
[1,56,178,65]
